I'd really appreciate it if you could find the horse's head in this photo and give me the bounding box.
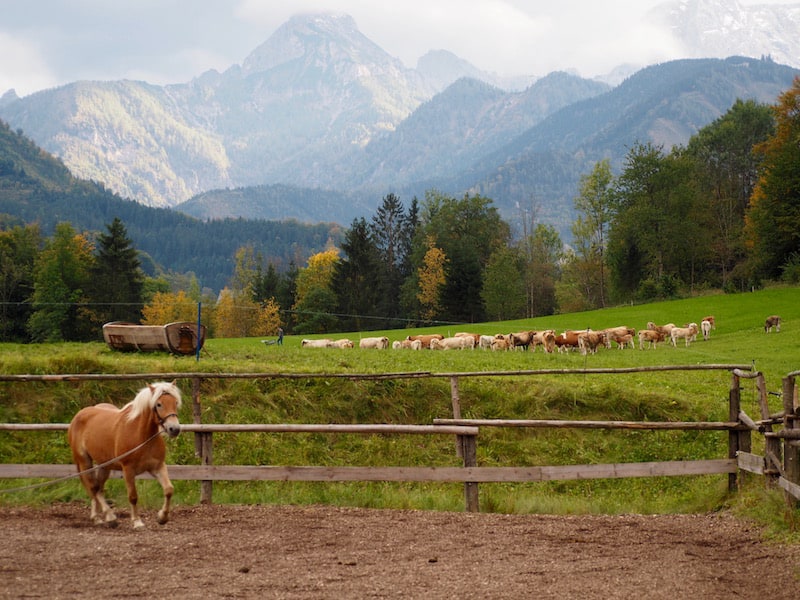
[150,382,182,438]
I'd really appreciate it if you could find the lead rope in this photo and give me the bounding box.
[0,428,164,495]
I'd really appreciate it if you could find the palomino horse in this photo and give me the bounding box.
[68,381,182,529]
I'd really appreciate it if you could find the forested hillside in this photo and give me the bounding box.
[0,121,342,292]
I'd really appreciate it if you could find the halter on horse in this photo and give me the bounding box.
[67,381,182,529]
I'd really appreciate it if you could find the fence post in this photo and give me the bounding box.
[199,431,213,504]
[191,376,202,458]
[459,433,479,512]
[756,373,781,483]
[190,375,214,504]
[782,375,799,509]
[729,372,746,492]
[451,376,463,458]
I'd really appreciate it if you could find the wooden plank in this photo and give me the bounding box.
[0,423,479,436]
[777,476,800,501]
[433,418,738,431]
[0,365,755,384]
[0,423,69,431]
[0,460,737,483]
[737,451,766,475]
[180,424,480,436]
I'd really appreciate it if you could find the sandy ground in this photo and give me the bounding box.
[1,502,800,599]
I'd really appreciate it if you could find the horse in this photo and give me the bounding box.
[67,381,183,529]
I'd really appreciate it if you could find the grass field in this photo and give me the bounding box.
[1,286,799,535]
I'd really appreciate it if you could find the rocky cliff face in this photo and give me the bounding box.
[648,0,800,68]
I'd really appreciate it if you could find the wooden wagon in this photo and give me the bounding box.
[102,321,206,355]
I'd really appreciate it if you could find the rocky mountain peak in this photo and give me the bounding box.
[648,0,800,68]
[241,13,398,78]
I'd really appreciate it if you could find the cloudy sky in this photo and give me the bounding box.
[1,0,796,97]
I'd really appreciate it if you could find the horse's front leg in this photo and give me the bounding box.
[122,467,145,530]
[152,463,174,525]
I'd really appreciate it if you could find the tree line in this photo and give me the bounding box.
[1,78,798,341]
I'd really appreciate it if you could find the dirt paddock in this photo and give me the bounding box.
[1,502,800,599]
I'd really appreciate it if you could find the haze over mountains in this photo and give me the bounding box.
[1,0,799,237]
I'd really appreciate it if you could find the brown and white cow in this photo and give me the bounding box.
[508,331,535,351]
[638,329,665,350]
[577,330,606,355]
[406,334,444,349]
[765,315,781,333]
[554,330,581,353]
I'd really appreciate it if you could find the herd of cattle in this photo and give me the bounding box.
[298,314,781,353]
[300,314,782,353]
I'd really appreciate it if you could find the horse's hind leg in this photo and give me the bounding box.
[91,467,118,526]
[152,463,174,525]
[74,455,117,526]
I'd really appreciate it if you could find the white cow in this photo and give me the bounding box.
[478,335,495,350]
[359,336,389,349]
[431,336,474,350]
[301,338,334,348]
[670,323,698,347]
[701,320,712,341]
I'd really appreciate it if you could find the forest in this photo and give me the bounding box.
[0,78,798,342]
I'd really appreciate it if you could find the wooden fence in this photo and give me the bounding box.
[1,365,798,512]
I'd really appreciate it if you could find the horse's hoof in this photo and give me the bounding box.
[156,512,168,525]
[105,519,119,529]
[132,520,146,530]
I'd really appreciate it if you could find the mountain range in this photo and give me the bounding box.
[1,0,799,238]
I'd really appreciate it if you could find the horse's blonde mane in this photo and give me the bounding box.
[125,381,182,421]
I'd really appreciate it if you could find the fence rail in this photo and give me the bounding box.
[1,365,798,511]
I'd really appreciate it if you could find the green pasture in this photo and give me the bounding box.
[1,285,799,536]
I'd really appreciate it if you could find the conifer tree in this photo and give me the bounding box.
[88,217,144,325]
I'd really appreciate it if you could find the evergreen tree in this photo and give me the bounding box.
[88,217,144,325]
[370,194,406,324]
[332,218,383,331]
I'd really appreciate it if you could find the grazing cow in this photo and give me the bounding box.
[577,330,605,355]
[359,336,389,349]
[301,338,334,348]
[701,319,712,341]
[670,323,699,347]
[491,334,510,351]
[602,326,636,348]
[646,322,676,339]
[554,330,581,353]
[455,332,481,347]
[393,339,422,350]
[611,333,635,349]
[407,334,444,349]
[529,330,556,352]
[702,316,715,330]
[638,329,665,349]
[478,335,495,350]
[330,338,354,348]
[540,330,557,353]
[765,315,781,333]
[509,331,535,351]
[431,336,474,350]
